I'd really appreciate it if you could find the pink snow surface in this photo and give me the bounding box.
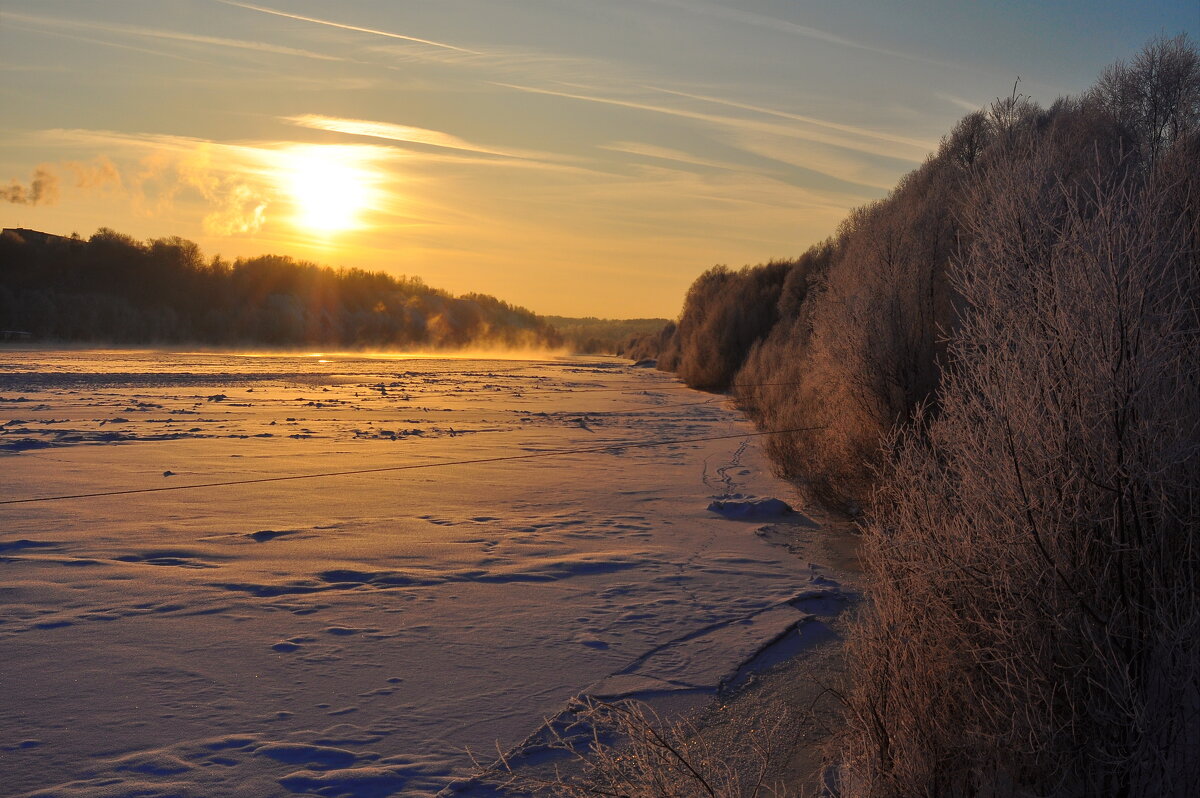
[0,350,839,796]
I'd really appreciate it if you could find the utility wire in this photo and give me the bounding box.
[0,379,803,400]
[0,426,821,506]
[362,380,806,398]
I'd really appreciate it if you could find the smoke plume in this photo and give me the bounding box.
[1,166,59,205]
[65,157,122,190]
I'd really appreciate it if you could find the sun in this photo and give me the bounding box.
[280,145,374,233]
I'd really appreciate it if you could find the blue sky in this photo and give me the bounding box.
[1,0,1196,316]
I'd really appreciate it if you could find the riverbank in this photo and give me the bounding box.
[685,504,862,795]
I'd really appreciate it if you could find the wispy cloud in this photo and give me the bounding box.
[935,92,986,112]
[42,128,261,162]
[414,161,858,265]
[492,81,926,181]
[283,114,596,175]
[723,129,899,192]
[288,115,518,158]
[0,63,71,74]
[217,1,642,90]
[599,141,748,172]
[645,87,936,153]
[1,20,227,68]
[643,0,955,70]
[215,1,478,54]
[4,10,342,62]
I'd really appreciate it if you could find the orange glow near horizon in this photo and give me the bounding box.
[279,145,375,234]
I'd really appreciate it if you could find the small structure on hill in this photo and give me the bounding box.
[2,228,82,249]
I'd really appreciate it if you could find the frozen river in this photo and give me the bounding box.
[0,350,838,796]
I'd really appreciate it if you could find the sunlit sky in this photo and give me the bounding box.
[2,1,1196,317]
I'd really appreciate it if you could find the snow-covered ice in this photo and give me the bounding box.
[707,496,794,520]
[0,350,837,796]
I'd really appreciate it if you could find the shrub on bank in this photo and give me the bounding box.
[636,35,1200,796]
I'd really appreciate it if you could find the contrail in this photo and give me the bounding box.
[4,9,343,62]
[217,0,480,54]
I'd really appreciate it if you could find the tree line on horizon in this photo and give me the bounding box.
[623,34,1199,797]
[0,230,658,352]
[543,314,671,355]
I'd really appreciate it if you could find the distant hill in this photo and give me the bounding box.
[0,227,561,350]
[541,315,670,355]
